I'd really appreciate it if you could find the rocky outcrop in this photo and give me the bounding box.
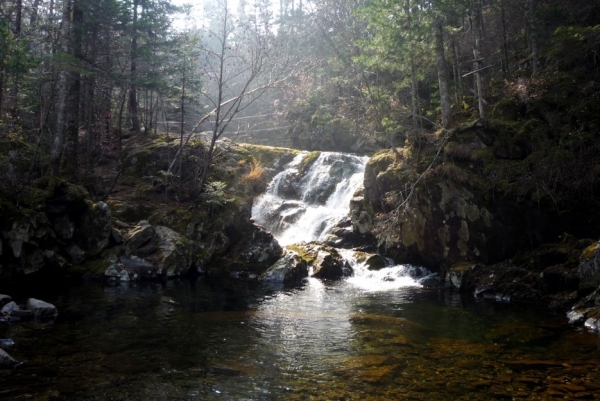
[0,181,112,278]
[352,150,503,269]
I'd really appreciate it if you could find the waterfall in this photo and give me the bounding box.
[252,150,436,288]
[252,152,368,246]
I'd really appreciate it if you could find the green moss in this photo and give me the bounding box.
[286,245,316,266]
[240,144,301,166]
[298,151,321,175]
[367,150,396,175]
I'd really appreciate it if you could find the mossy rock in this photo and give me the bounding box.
[298,151,321,175]
[367,150,396,175]
[492,99,521,122]
[240,144,301,167]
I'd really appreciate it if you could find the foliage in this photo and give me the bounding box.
[200,181,234,214]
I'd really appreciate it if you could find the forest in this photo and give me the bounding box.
[1,0,599,190]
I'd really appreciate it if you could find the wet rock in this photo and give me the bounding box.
[288,242,350,280]
[0,295,12,306]
[234,224,283,268]
[1,301,19,315]
[0,348,18,368]
[578,241,600,289]
[260,252,309,286]
[446,262,480,290]
[26,298,58,320]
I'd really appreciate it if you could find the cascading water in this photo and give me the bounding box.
[252,151,435,288]
[252,151,368,246]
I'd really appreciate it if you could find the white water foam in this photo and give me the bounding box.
[252,152,368,246]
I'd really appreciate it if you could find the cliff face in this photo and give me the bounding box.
[349,59,600,311]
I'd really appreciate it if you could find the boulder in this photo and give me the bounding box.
[288,242,351,280]
[152,225,191,278]
[0,295,12,306]
[577,241,600,289]
[1,301,19,315]
[0,348,18,368]
[125,222,156,255]
[104,225,192,280]
[1,302,32,319]
[260,252,309,286]
[236,224,283,268]
[26,298,58,320]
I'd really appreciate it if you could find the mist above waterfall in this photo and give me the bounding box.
[252,152,368,246]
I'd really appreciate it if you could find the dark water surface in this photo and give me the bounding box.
[1,277,599,400]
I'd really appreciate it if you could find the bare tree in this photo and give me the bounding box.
[166,0,289,192]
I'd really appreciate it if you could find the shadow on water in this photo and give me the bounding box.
[1,276,599,400]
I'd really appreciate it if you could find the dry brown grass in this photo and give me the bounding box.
[241,161,266,184]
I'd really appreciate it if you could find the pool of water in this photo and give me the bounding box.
[0,277,599,400]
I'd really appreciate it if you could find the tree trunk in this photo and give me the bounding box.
[405,0,420,130]
[129,0,141,133]
[501,0,510,77]
[527,0,538,73]
[51,0,73,175]
[472,1,485,119]
[434,18,451,128]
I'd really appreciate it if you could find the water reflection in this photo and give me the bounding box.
[0,277,599,400]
